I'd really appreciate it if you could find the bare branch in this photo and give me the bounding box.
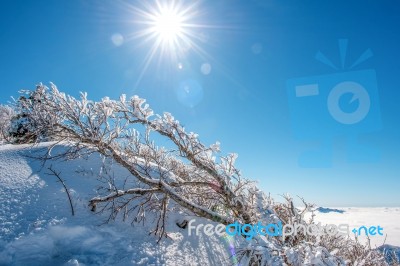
[46,165,75,216]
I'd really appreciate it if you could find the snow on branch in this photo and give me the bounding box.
[19,84,390,265]
[21,83,255,228]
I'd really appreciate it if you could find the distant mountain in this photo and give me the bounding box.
[316,207,345,214]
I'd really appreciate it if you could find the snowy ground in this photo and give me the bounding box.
[0,144,238,266]
[0,143,398,265]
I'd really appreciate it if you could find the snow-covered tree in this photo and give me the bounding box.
[19,83,390,265]
[0,104,15,143]
[20,83,255,226]
[7,86,52,143]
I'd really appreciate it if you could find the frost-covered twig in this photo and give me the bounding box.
[21,84,254,230]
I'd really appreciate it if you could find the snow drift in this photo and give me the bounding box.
[0,143,237,266]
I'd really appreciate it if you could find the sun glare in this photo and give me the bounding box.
[152,9,183,42]
[131,1,201,58]
[128,1,212,87]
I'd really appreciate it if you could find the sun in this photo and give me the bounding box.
[127,0,212,86]
[152,8,183,43]
[131,1,201,59]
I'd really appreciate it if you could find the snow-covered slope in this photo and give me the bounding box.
[1,143,399,265]
[0,143,238,266]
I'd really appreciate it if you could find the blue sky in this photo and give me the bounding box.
[0,0,399,207]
